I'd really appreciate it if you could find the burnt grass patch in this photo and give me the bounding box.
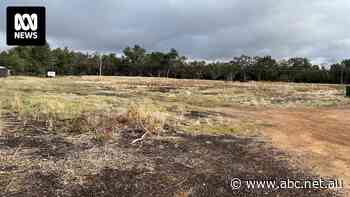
[0,118,343,197]
[0,116,92,161]
[61,133,342,197]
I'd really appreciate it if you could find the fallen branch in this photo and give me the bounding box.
[131,131,149,144]
[131,119,151,144]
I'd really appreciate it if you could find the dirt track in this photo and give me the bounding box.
[216,106,350,192]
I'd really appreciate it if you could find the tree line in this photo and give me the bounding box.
[0,43,349,84]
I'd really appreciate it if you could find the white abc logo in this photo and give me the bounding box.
[14,13,38,31]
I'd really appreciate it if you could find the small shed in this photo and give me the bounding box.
[0,66,9,77]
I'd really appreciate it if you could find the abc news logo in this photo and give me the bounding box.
[7,7,46,46]
[15,13,38,31]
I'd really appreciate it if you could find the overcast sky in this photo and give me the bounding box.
[1,0,350,64]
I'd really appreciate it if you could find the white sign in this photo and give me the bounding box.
[47,71,56,77]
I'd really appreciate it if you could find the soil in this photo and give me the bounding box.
[0,113,344,197]
[215,105,350,194]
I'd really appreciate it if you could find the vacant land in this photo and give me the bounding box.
[0,76,349,196]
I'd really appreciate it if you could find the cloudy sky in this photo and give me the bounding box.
[1,0,350,64]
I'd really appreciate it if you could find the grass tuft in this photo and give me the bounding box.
[127,102,168,135]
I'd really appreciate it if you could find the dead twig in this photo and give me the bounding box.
[131,119,151,144]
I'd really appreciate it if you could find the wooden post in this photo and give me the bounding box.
[99,55,102,78]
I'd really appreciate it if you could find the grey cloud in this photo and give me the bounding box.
[1,0,350,63]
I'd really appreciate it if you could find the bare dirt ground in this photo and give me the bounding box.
[0,113,342,197]
[215,106,350,193]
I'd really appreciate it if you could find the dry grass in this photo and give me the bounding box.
[0,76,349,137]
[0,89,169,143]
[127,102,168,134]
